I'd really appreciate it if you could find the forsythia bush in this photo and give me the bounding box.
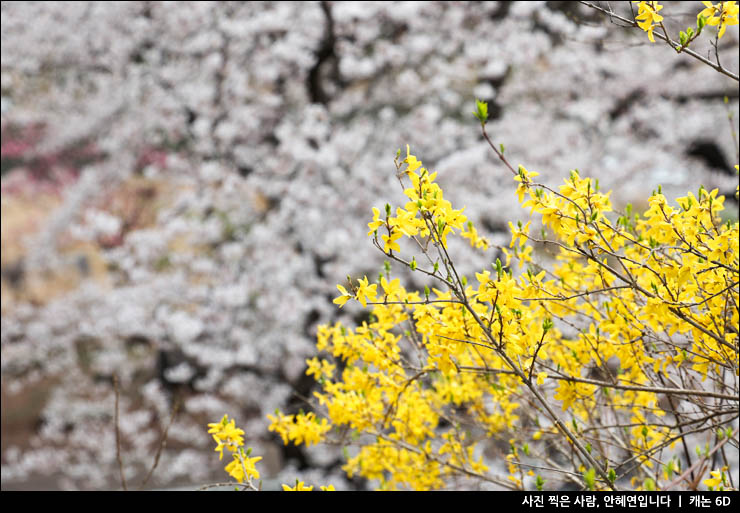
[208,2,738,491]
[211,155,738,490]
[263,136,737,490]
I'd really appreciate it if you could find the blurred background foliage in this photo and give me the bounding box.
[1,1,737,490]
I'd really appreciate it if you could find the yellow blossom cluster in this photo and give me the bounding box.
[634,1,664,42]
[698,1,739,38]
[267,409,331,447]
[208,415,335,491]
[703,467,729,490]
[282,480,336,491]
[208,415,262,486]
[633,1,738,43]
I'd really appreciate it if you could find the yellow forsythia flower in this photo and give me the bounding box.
[698,1,739,38]
[703,468,727,489]
[333,284,352,308]
[634,1,664,42]
[283,480,314,491]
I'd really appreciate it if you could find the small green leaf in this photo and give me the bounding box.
[608,468,616,483]
[542,318,553,333]
[664,460,674,478]
[535,475,545,491]
[474,99,489,124]
[583,468,596,490]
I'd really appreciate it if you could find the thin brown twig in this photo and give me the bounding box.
[579,1,739,81]
[663,434,733,490]
[138,397,182,490]
[113,373,128,491]
[459,366,738,401]
[198,482,254,491]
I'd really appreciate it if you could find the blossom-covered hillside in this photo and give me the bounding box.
[1,1,737,490]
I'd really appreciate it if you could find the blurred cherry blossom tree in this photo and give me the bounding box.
[1,1,737,489]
